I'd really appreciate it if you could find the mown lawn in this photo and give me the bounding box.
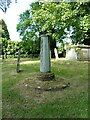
[2,58,88,118]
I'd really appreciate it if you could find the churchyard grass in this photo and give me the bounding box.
[2,58,88,118]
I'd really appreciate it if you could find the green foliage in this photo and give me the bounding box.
[69,2,90,44]
[1,39,40,58]
[17,9,40,55]
[1,19,10,39]
[1,19,10,59]
[66,45,77,51]
[17,1,90,46]
[66,45,82,54]
[1,38,20,58]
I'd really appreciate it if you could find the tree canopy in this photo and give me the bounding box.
[0,19,10,59]
[1,19,10,39]
[17,1,90,47]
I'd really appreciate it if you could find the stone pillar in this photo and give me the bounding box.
[37,34,55,81]
[40,34,50,73]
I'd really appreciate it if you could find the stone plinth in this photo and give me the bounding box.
[37,72,55,81]
[77,45,90,61]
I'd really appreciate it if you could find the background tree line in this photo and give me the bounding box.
[1,1,90,59]
[0,19,40,59]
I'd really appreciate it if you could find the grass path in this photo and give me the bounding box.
[2,58,88,118]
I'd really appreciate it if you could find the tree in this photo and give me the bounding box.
[1,19,10,39]
[17,1,90,57]
[69,2,90,45]
[17,9,41,56]
[31,1,90,44]
[0,0,17,13]
[1,19,10,59]
[17,2,57,57]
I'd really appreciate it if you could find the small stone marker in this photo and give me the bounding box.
[54,48,59,59]
[17,49,20,73]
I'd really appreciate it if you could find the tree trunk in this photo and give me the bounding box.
[5,49,7,59]
[2,49,4,59]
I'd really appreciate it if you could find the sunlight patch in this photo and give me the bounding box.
[20,60,40,64]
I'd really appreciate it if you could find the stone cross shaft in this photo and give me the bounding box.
[40,34,50,73]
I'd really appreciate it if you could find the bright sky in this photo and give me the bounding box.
[0,0,36,41]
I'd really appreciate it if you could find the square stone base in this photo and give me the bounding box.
[37,72,55,81]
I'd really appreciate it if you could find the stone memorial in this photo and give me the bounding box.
[77,45,90,61]
[66,45,90,61]
[40,34,50,73]
[88,49,90,60]
[54,48,59,59]
[66,48,77,60]
[38,34,55,81]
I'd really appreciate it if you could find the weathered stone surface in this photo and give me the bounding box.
[66,48,77,60]
[40,34,50,73]
[77,46,90,61]
[54,48,59,59]
[37,72,55,81]
[88,49,90,59]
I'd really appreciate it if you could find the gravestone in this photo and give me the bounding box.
[17,49,20,73]
[66,48,77,60]
[54,48,59,59]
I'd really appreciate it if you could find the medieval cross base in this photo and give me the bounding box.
[37,34,55,81]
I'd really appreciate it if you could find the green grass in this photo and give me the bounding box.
[2,58,88,118]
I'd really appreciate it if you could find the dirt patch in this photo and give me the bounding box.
[15,75,70,91]
[11,75,70,104]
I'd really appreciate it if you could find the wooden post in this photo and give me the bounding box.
[17,49,20,73]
